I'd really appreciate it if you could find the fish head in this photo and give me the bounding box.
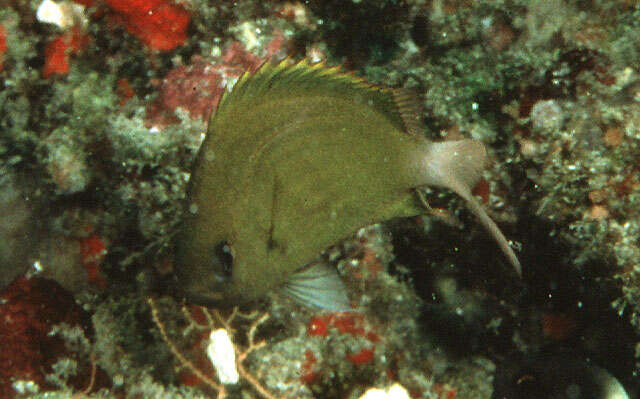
[174,185,283,307]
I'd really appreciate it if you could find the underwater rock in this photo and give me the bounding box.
[0,169,38,289]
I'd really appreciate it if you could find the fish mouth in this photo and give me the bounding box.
[163,277,229,307]
[180,290,229,308]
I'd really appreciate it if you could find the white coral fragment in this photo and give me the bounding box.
[358,383,411,399]
[37,0,85,29]
[206,328,239,384]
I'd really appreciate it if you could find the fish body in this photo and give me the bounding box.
[174,59,520,308]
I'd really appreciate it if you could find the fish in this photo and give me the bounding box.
[173,59,521,310]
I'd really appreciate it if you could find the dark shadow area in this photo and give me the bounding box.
[388,210,639,396]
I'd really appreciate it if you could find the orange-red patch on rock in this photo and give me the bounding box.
[106,0,190,51]
[0,25,7,72]
[43,27,90,78]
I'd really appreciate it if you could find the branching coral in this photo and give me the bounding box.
[147,297,281,399]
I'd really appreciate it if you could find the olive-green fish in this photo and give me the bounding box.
[174,59,520,310]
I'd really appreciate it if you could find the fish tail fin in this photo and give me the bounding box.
[423,139,522,277]
[457,187,522,277]
[422,139,487,189]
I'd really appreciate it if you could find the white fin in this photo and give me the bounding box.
[457,188,522,277]
[423,139,487,190]
[424,139,522,277]
[283,260,353,311]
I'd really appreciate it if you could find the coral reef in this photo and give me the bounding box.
[1,0,640,398]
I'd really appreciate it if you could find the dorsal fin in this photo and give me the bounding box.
[392,88,425,138]
[213,58,411,135]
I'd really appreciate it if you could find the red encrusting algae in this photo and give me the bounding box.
[347,348,375,365]
[116,77,135,105]
[307,313,380,342]
[300,349,319,383]
[0,277,100,397]
[0,24,7,72]
[433,383,458,399]
[144,42,269,127]
[42,27,90,78]
[72,0,95,6]
[79,234,108,290]
[105,0,190,51]
[307,315,329,337]
[305,312,382,382]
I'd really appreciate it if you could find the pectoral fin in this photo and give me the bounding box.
[283,260,354,311]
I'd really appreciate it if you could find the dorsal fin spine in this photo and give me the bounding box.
[392,88,425,137]
[213,58,421,138]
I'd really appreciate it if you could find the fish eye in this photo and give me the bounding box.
[211,241,234,282]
